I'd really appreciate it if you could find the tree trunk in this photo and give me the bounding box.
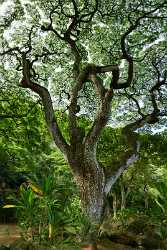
[67,148,106,248]
[69,161,105,220]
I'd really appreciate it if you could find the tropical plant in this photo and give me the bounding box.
[3,154,85,247]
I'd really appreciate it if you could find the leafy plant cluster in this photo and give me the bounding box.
[6,164,83,248]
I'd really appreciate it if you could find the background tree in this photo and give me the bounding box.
[0,0,167,247]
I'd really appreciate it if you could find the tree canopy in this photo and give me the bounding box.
[0,0,166,125]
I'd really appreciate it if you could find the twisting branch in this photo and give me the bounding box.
[150,89,160,115]
[68,64,99,147]
[25,26,34,54]
[115,1,167,90]
[104,98,167,195]
[96,6,166,90]
[95,62,133,90]
[41,1,100,79]
[121,1,167,55]
[84,76,113,148]
[96,64,119,74]
[40,29,81,79]
[68,74,85,147]
[104,54,167,193]
[68,63,113,149]
[104,119,142,195]
[41,4,82,79]
[20,53,69,155]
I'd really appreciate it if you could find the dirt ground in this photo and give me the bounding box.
[0,224,21,246]
[0,225,136,250]
[0,224,163,250]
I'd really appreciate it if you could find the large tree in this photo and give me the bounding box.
[0,0,167,247]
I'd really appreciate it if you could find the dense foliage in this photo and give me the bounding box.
[0,0,166,123]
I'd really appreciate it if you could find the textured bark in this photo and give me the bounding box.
[68,149,105,249]
[67,147,105,224]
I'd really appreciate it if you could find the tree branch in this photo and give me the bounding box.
[20,53,69,155]
[104,119,143,195]
[104,66,167,193]
[125,92,145,118]
[104,101,166,195]
[115,1,167,90]
[67,65,96,147]
[96,65,119,74]
[79,0,99,23]
[150,61,167,115]
[0,47,21,56]
[68,64,113,149]
[68,78,84,147]
[96,62,133,90]
[41,5,82,79]
[84,74,113,148]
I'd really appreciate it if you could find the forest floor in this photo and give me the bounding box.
[0,223,166,250]
[0,224,137,249]
[0,224,21,246]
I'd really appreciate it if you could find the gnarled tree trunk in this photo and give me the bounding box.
[20,55,142,248]
[19,27,161,248]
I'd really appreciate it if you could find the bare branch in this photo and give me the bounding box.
[149,60,167,114]
[68,79,84,147]
[96,62,133,90]
[104,142,140,195]
[121,1,167,57]
[67,65,96,147]
[41,19,81,78]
